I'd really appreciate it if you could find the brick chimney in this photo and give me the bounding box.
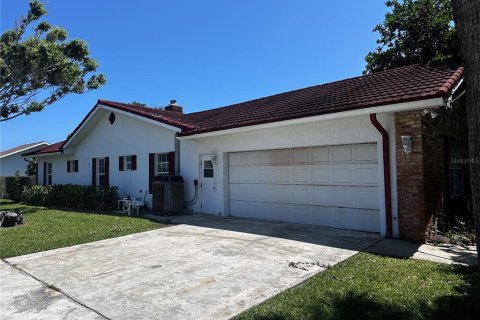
[164,100,183,113]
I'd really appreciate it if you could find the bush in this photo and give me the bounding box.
[21,185,51,206]
[5,176,32,202]
[21,184,119,211]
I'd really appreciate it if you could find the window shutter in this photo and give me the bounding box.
[75,160,79,172]
[119,156,124,171]
[35,163,38,185]
[92,158,97,186]
[43,162,47,186]
[131,155,137,170]
[67,161,71,173]
[168,152,175,175]
[149,153,155,194]
[105,157,110,186]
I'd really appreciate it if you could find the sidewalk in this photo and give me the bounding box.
[366,238,478,266]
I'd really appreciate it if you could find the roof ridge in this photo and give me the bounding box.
[184,63,442,117]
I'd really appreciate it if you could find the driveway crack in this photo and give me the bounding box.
[2,259,112,320]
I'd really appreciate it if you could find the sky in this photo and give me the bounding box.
[0,0,388,150]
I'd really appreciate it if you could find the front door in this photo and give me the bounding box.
[200,155,216,214]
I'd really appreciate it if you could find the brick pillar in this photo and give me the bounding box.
[395,111,431,242]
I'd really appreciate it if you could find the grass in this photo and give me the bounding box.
[238,252,480,320]
[0,200,165,258]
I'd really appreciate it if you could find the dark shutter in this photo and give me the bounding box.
[35,162,38,185]
[131,155,137,170]
[149,153,155,194]
[67,161,71,173]
[119,156,124,171]
[105,157,110,186]
[92,158,97,186]
[168,152,175,175]
[43,162,46,186]
[75,160,79,172]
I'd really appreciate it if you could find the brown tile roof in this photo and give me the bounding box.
[0,142,49,158]
[22,141,65,156]
[179,64,464,136]
[25,64,464,156]
[97,100,197,131]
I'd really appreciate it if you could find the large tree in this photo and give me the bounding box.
[364,0,460,73]
[451,0,480,268]
[0,0,105,121]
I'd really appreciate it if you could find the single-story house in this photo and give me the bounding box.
[24,64,468,242]
[0,141,50,177]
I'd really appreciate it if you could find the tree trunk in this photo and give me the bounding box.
[452,0,480,269]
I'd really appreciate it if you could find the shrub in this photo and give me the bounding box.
[21,184,119,211]
[21,185,51,206]
[5,176,32,202]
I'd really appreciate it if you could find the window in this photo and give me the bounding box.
[119,155,136,171]
[446,139,467,199]
[47,162,53,185]
[67,160,78,173]
[203,160,214,178]
[125,155,132,170]
[156,153,169,175]
[98,157,107,186]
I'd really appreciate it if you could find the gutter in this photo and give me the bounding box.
[370,114,393,237]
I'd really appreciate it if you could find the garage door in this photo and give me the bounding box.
[228,144,380,232]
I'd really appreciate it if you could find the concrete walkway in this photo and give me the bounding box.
[1,215,381,320]
[366,238,478,266]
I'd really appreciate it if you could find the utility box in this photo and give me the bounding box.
[152,175,184,214]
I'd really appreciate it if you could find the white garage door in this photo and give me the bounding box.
[228,144,380,232]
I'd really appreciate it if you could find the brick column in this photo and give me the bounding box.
[395,111,431,242]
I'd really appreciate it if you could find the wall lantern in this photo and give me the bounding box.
[210,155,217,165]
[401,135,413,154]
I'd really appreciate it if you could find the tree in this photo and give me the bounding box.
[25,159,36,176]
[364,0,460,73]
[451,0,480,268]
[0,0,106,121]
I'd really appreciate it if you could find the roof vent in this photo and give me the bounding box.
[165,100,183,113]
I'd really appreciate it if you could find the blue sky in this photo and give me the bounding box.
[1,0,388,150]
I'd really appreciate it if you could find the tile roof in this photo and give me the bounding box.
[22,141,65,156]
[25,64,463,156]
[0,142,49,158]
[179,64,464,136]
[97,100,197,131]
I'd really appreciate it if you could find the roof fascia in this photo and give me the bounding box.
[178,97,445,140]
[0,142,50,159]
[99,104,182,132]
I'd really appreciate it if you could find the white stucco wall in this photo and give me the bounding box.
[36,109,177,207]
[180,113,398,236]
[0,154,30,177]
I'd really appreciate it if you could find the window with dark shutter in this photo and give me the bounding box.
[92,158,97,186]
[74,160,79,172]
[67,161,71,172]
[131,155,137,170]
[149,153,154,193]
[119,156,124,171]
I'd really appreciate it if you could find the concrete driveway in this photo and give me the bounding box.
[2,215,381,320]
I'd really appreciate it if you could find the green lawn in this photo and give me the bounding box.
[0,200,165,258]
[238,253,480,320]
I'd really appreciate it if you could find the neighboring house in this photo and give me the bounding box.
[0,141,50,177]
[24,64,467,242]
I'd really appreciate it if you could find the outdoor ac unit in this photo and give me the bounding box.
[152,175,184,214]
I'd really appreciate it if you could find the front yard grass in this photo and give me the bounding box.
[0,200,165,258]
[238,252,480,320]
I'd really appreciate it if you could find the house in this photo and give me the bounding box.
[23,64,468,242]
[0,141,50,177]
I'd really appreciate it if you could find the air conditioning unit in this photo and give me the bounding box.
[152,175,184,214]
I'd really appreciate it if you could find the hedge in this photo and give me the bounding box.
[5,176,32,202]
[21,184,119,211]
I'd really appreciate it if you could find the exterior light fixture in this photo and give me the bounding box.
[401,135,413,154]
